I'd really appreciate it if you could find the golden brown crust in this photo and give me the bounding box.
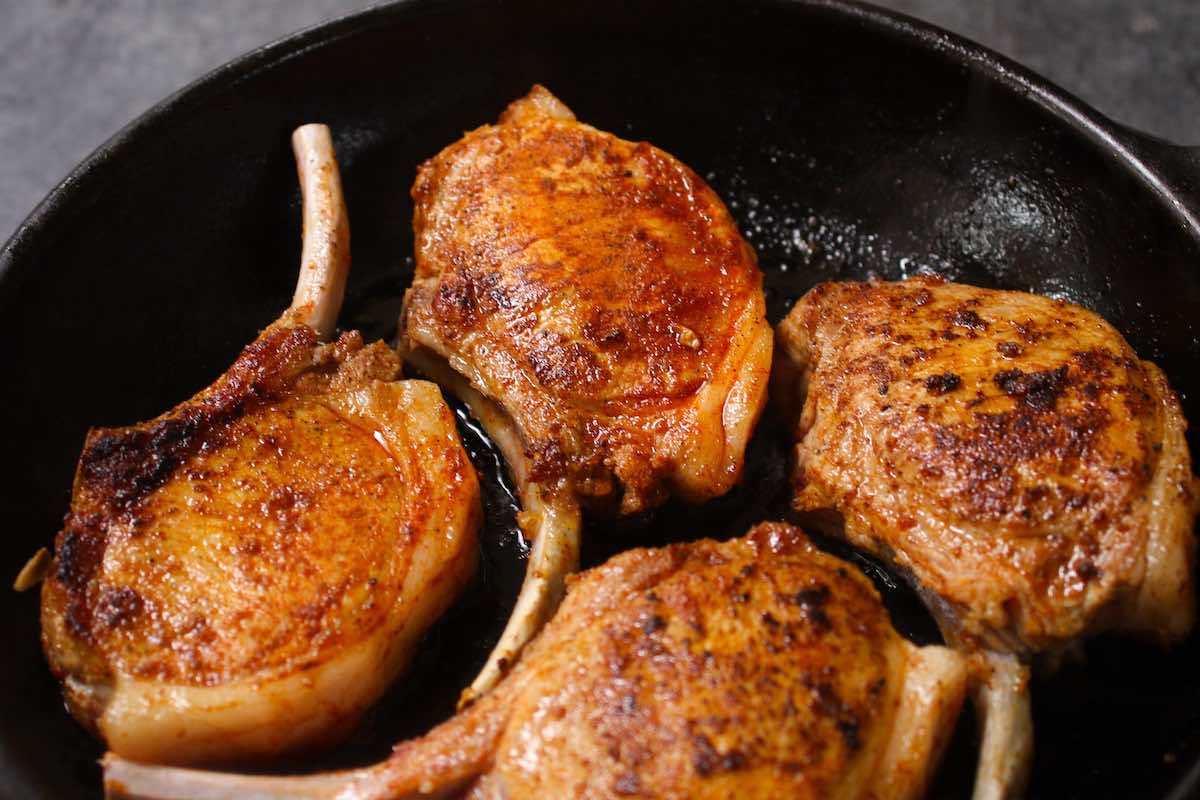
[776,277,1197,651]
[352,523,950,800]
[483,524,898,799]
[42,315,418,687]
[404,85,770,512]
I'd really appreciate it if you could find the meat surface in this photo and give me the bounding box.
[401,86,772,700]
[38,126,480,765]
[774,276,1199,798]
[103,523,970,800]
[405,85,768,513]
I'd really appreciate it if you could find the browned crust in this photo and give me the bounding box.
[560,523,897,796]
[42,317,403,686]
[405,85,769,513]
[350,523,914,800]
[76,323,320,517]
[779,276,1197,650]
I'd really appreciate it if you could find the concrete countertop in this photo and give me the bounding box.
[2,0,1198,241]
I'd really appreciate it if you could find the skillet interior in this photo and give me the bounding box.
[3,1,1199,796]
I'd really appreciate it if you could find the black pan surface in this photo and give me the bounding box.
[3,1,1200,797]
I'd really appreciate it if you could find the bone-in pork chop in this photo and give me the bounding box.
[774,276,1198,799]
[38,125,480,766]
[401,86,772,700]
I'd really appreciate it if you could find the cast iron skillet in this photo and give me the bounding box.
[3,1,1200,797]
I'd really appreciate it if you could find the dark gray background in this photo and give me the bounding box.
[2,0,1198,242]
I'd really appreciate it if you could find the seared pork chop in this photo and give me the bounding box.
[774,276,1199,799]
[401,86,772,700]
[38,125,481,765]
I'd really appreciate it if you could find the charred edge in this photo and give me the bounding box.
[691,732,748,777]
[55,514,107,638]
[804,676,863,751]
[80,412,205,510]
[950,308,988,332]
[924,373,962,396]
[57,324,319,642]
[55,514,105,590]
[78,325,318,512]
[792,584,832,629]
[993,365,1069,411]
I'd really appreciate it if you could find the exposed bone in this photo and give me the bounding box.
[971,652,1034,800]
[400,340,583,705]
[103,759,365,800]
[94,124,479,797]
[29,126,346,550]
[875,644,971,799]
[13,546,50,591]
[460,481,581,706]
[79,118,466,779]
[289,124,350,338]
[829,514,1034,800]
[37,128,346,607]
[103,657,521,800]
[926,599,1034,800]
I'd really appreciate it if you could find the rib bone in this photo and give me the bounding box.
[290,123,350,337]
[398,344,582,706]
[972,653,1034,800]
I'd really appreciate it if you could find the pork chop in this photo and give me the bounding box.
[37,125,481,765]
[401,86,772,700]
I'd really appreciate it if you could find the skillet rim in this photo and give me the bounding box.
[3,0,1200,274]
[2,0,1200,272]
[2,1,1199,797]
